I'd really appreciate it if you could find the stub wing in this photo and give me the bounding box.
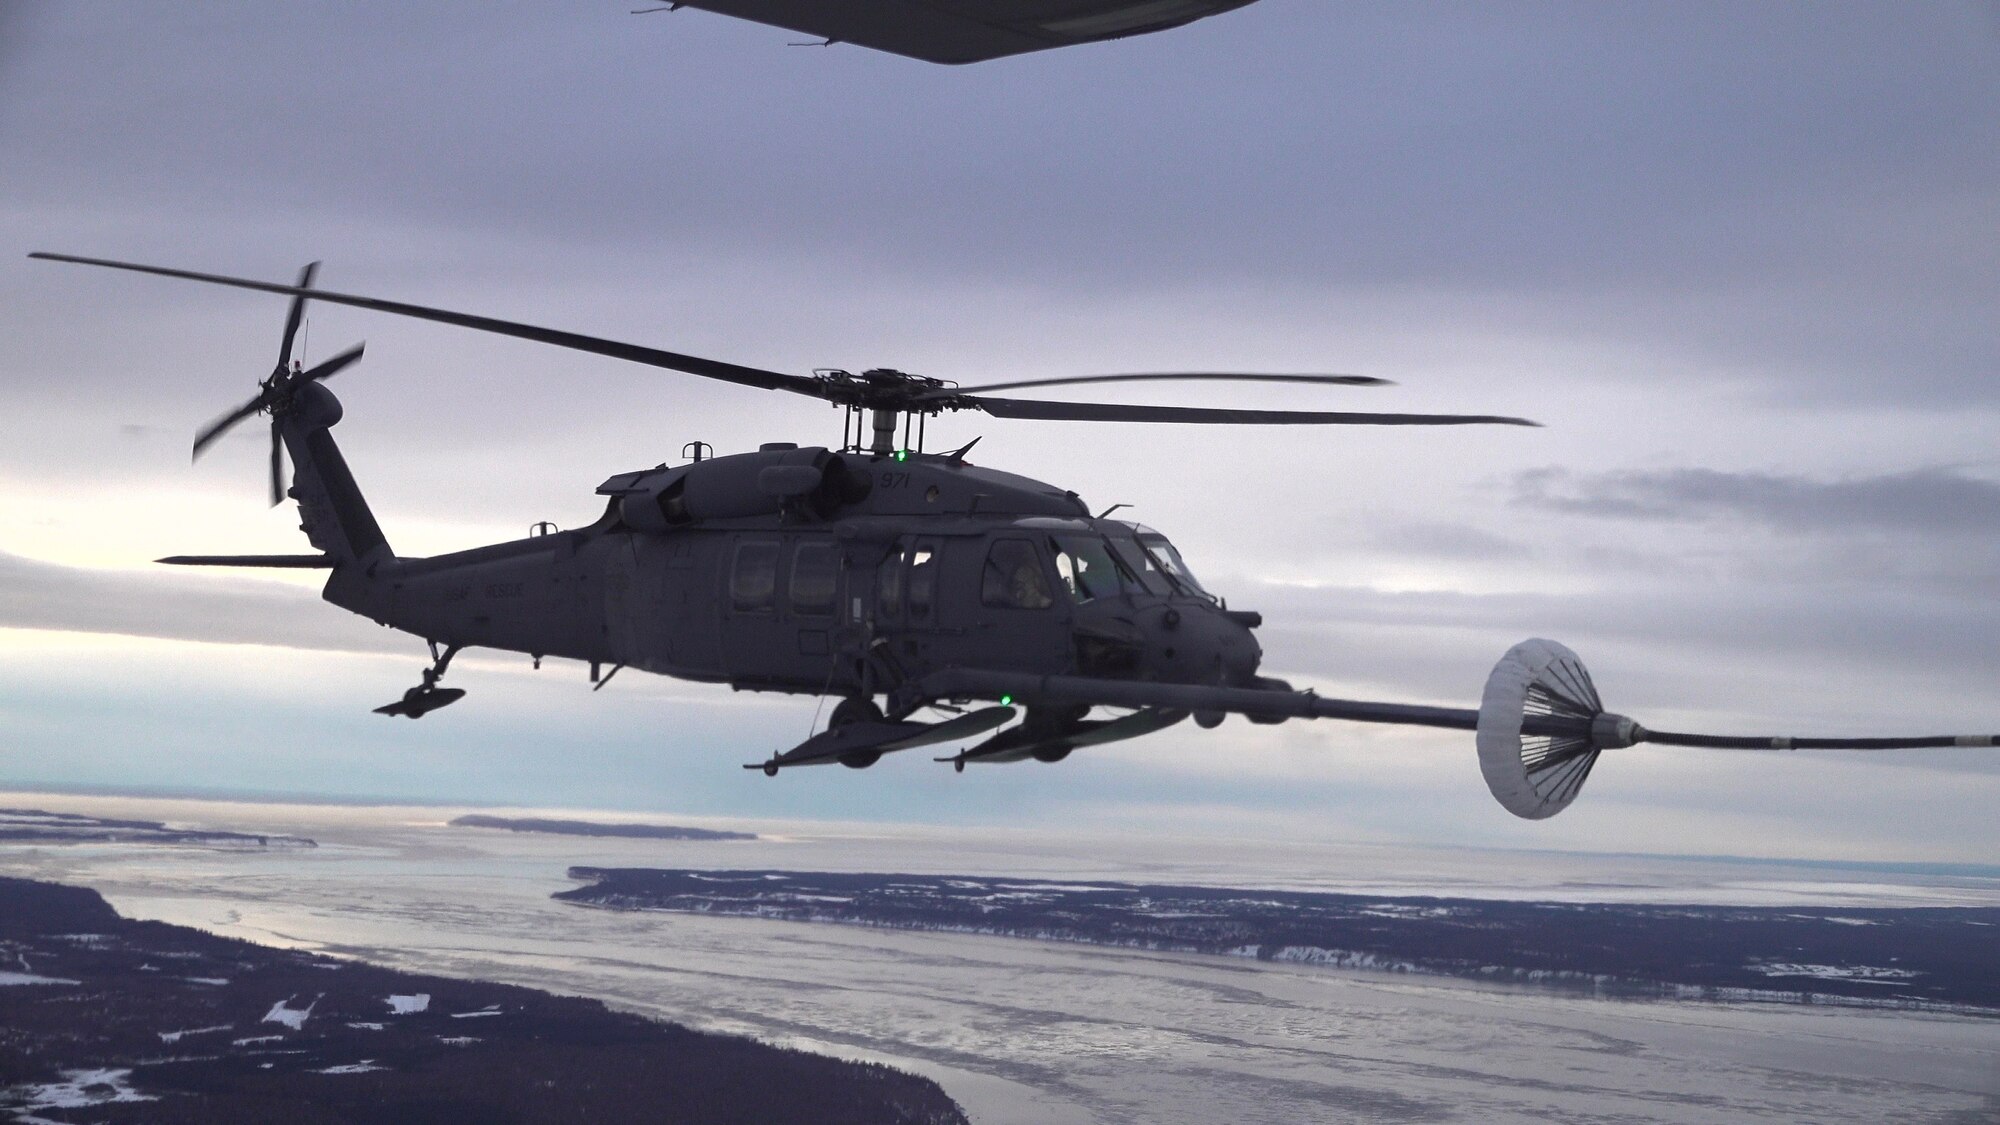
[747,706,1017,774]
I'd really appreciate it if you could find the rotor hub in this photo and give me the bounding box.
[814,367,959,413]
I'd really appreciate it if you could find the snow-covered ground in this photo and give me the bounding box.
[1,793,1994,1125]
[262,996,316,1030]
[0,972,78,987]
[157,1024,232,1043]
[0,1068,154,1113]
[1748,963,1923,982]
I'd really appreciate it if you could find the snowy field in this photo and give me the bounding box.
[0,791,1994,1124]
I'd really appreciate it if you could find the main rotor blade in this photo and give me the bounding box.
[920,372,1391,400]
[192,394,267,461]
[298,341,364,385]
[30,253,824,397]
[268,424,285,507]
[967,396,1540,426]
[277,261,319,370]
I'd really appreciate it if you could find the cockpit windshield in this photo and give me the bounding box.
[1046,531,1204,602]
[1105,537,1173,596]
[1135,530,1212,600]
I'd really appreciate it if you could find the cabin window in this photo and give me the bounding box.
[907,542,939,620]
[876,549,903,616]
[730,541,779,613]
[982,539,1053,609]
[791,542,839,616]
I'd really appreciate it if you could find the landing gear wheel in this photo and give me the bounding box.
[762,763,779,778]
[829,696,883,730]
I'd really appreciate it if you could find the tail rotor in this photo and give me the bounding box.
[190,261,364,505]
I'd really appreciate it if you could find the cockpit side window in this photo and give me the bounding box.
[1049,535,1134,602]
[982,539,1054,609]
[730,541,780,613]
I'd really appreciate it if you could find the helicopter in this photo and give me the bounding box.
[29,252,1999,820]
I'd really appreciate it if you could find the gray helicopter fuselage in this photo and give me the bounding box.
[327,441,1264,704]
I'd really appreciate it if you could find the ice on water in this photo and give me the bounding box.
[0,793,1994,1125]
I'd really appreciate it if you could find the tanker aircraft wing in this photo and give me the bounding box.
[665,0,1260,64]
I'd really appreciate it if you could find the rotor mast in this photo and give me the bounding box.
[869,406,899,453]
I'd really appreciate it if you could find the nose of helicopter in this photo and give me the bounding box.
[1125,600,1262,686]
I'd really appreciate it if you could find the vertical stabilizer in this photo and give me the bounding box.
[280,381,392,567]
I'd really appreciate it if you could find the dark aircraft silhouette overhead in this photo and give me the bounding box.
[660,0,1260,64]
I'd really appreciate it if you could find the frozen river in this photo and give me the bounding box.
[2,792,1995,1124]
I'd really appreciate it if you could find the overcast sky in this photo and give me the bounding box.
[1,1,1997,863]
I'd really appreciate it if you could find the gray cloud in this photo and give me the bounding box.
[1512,465,2000,536]
[1367,521,1528,561]
[0,552,402,657]
[1,3,1996,852]
[1245,577,2000,766]
[0,3,38,89]
[3,4,1994,404]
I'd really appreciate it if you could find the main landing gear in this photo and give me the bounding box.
[757,696,885,775]
[830,696,884,731]
[373,641,467,719]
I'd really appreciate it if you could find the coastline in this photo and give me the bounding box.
[2,790,1995,1124]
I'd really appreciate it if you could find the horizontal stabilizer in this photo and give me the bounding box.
[158,554,337,568]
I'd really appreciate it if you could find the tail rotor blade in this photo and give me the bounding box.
[276,261,320,370]
[192,395,268,461]
[268,424,286,507]
[298,341,363,385]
